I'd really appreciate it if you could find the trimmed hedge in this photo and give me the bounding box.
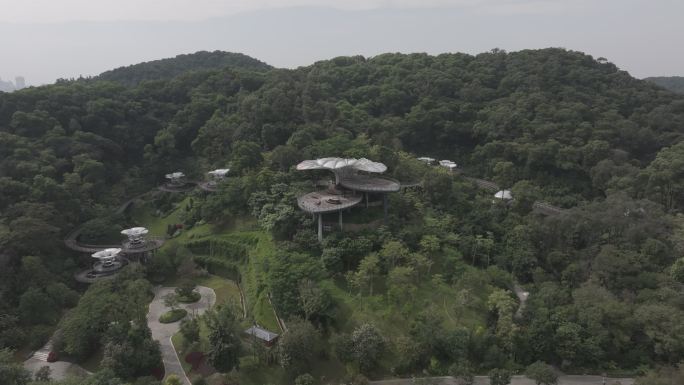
[177,291,201,303]
[159,309,187,323]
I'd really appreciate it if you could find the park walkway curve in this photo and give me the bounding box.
[146,286,216,385]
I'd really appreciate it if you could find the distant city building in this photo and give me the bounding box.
[0,77,14,92]
[0,76,27,92]
[15,76,25,89]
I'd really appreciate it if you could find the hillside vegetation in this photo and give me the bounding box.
[96,50,272,86]
[1,48,684,385]
[645,76,684,94]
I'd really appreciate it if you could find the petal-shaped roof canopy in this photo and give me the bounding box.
[165,172,185,179]
[296,157,387,173]
[92,248,122,259]
[417,157,436,163]
[208,168,230,177]
[494,190,513,200]
[121,227,149,237]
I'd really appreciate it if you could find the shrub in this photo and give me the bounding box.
[159,309,187,323]
[185,351,205,371]
[177,291,201,303]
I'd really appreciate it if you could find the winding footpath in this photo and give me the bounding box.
[146,286,216,385]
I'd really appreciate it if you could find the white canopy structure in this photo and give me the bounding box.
[208,168,230,178]
[121,227,149,245]
[165,172,186,186]
[165,172,185,180]
[439,160,458,170]
[417,157,436,164]
[494,190,513,201]
[92,248,121,267]
[92,248,121,260]
[296,157,387,173]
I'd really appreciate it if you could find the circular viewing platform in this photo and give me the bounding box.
[339,175,401,193]
[198,181,222,192]
[74,257,130,283]
[297,190,363,214]
[64,236,165,254]
[158,182,197,193]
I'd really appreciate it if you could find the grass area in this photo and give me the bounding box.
[159,309,188,323]
[253,294,280,332]
[196,275,242,307]
[321,268,490,336]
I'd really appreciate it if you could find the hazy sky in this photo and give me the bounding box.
[0,0,682,85]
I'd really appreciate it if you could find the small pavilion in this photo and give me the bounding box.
[438,160,458,172]
[244,325,279,347]
[297,187,363,241]
[120,226,164,262]
[199,168,230,192]
[493,190,513,204]
[296,157,400,241]
[159,171,195,193]
[417,156,436,165]
[74,248,129,283]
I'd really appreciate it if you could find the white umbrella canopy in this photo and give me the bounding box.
[121,227,149,238]
[92,248,121,260]
[353,158,387,173]
[296,157,387,173]
[208,168,230,177]
[165,172,185,180]
[417,157,436,163]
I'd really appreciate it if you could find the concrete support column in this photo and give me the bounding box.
[365,192,369,208]
[383,194,389,222]
[339,210,343,231]
[317,214,323,242]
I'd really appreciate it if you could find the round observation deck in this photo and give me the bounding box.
[338,175,401,193]
[297,190,363,214]
[158,182,196,193]
[198,181,220,192]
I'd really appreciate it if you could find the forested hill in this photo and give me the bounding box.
[645,76,684,94]
[96,50,272,86]
[2,48,684,382]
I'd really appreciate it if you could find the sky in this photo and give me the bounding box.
[0,0,682,85]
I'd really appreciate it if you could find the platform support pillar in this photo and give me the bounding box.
[339,210,343,231]
[365,192,369,208]
[317,214,323,242]
[383,194,389,223]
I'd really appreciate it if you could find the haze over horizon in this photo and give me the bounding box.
[1,0,682,85]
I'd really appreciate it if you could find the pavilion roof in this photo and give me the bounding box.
[92,248,122,259]
[208,168,230,177]
[296,157,387,173]
[121,227,149,237]
[244,326,279,342]
[494,190,513,200]
[165,172,185,179]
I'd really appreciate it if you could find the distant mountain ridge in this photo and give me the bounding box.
[644,76,684,94]
[96,50,272,86]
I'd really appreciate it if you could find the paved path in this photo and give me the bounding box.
[371,375,634,385]
[146,286,216,385]
[23,358,90,381]
[23,331,91,381]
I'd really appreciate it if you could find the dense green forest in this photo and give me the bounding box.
[96,50,272,86]
[645,76,684,94]
[1,48,684,385]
